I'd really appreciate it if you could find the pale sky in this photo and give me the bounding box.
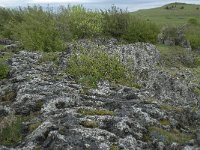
[1,0,200,11]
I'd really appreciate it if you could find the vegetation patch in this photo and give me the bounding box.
[186,24,200,49]
[123,16,159,44]
[110,145,119,150]
[0,44,5,50]
[0,115,23,145]
[160,104,183,112]
[80,120,98,128]
[77,108,114,116]
[157,45,195,68]
[147,127,193,144]
[1,6,159,52]
[159,119,171,126]
[0,52,13,80]
[0,63,9,80]
[67,48,136,88]
[193,87,200,95]
[38,52,59,63]
[0,91,17,102]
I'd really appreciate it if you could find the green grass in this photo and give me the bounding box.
[80,120,98,128]
[67,47,137,88]
[0,44,5,50]
[156,44,194,68]
[77,108,114,116]
[133,3,200,27]
[0,63,9,79]
[148,127,194,144]
[0,52,12,80]
[0,116,22,145]
[193,87,200,95]
[159,119,171,126]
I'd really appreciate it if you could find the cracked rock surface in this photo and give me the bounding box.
[0,39,200,150]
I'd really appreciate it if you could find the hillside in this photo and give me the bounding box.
[0,4,200,150]
[133,3,200,27]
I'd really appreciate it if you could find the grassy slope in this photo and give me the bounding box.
[132,3,200,81]
[133,3,200,27]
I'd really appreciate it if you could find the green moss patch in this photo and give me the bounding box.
[193,87,200,95]
[159,119,171,126]
[110,145,119,150]
[147,127,193,144]
[77,108,114,116]
[160,104,183,112]
[80,120,98,128]
[0,63,9,80]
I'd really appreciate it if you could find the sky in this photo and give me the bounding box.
[1,0,200,11]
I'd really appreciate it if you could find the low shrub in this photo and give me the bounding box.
[123,17,159,43]
[102,5,130,38]
[188,18,199,25]
[80,120,98,128]
[148,127,193,144]
[9,6,65,52]
[67,48,135,88]
[65,5,103,38]
[186,24,200,49]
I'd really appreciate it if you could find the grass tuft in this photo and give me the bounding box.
[77,108,114,116]
[80,120,98,128]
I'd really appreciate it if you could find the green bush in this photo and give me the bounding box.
[0,63,9,79]
[1,5,160,52]
[188,18,199,25]
[123,17,159,43]
[102,5,130,38]
[9,6,65,52]
[186,24,200,49]
[0,8,13,37]
[67,48,135,88]
[66,5,103,38]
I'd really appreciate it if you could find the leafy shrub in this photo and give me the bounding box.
[9,6,65,52]
[0,63,9,79]
[0,8,14,38]
[188,18,199,25]
[102,5,130,38]
[123,17,159,43]
[67,48,135,88]
[65,5,103,38]
[160,26,179,40]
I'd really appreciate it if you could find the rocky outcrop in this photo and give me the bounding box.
[0,39,199,150]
